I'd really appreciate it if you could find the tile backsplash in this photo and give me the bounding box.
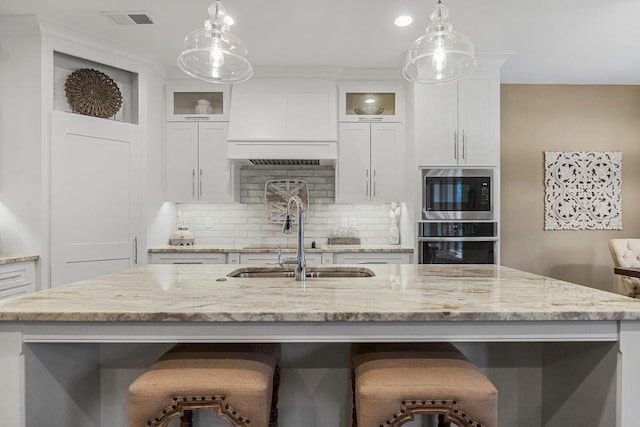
[176,165,399,246]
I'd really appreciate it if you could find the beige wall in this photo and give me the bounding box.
[500,85,640,293]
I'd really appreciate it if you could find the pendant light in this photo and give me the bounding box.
[177,1,253,84]
[402,0,476,84]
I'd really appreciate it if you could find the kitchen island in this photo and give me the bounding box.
[1,263,640,426]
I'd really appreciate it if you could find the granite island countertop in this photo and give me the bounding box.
[148,244,414,253]
[1,264,639,322]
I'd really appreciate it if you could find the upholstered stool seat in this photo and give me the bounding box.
[609,239,640,298]
[129,343,280,427]
[352,342,498,427]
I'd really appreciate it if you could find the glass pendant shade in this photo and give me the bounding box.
[177,1,253,84]
[403,0,476,84]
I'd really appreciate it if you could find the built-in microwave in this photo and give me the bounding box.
[422,169,493,220]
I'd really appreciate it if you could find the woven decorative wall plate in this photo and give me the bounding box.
[64,68,123,118]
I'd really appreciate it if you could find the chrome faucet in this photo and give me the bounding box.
[281,195,306,281]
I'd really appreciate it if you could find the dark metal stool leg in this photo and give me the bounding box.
[438,413,452,427]
[269,364,281,427]
[180,409,193,427]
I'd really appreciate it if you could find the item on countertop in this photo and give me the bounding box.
[169,226,195,246]
[194,99,213,114]
[329,225,361,245]
[64,68,123,118]
[169,210,195,246]
[389,202,401,245]
[328,236,361,245]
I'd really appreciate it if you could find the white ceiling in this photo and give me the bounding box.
[2,0,639,84]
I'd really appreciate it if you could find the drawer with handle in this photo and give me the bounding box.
[0,261,35,298]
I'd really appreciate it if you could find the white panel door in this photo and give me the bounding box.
[337,123,370,203]
[198,122,234,202]
[51,111,141,287]
[418,81,458,166]
[458,73,499,166]
[370,123,404,202]
[166,123,198,202]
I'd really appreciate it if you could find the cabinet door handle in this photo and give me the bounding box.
[462,130,466,160]
[453,131,458,159]
[184,116,210,120]
[365,169,370,197]
[133,236,138,265]
[358,116,383,121]
[199,169,203,197]
[373,169,377,198]
[192,169,196,198]
[226,160,231,195]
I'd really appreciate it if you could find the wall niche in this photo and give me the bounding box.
[53,51,139,124]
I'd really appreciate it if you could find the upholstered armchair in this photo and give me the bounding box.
[609,239,640,298]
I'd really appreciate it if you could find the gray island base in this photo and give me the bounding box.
[1,264,640,426]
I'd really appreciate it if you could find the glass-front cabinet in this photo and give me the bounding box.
[339,84,404,122]
[166,81,231,121]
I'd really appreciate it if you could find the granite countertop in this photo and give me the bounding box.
[0,255,39,265]
[148,244,414,253]
[0,264,639,322]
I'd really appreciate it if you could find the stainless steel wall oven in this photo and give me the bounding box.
[418,222,498,264]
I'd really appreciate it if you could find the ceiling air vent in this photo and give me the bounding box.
[101,11,154,26]
[249,159,320,166]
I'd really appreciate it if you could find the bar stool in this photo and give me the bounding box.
[352,342,497,427]
[129,343,280,427]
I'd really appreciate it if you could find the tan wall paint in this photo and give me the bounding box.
[500,85,640,293]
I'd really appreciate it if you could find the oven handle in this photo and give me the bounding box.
[418,237,499,242]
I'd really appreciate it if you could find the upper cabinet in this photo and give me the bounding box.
[165,122,239,202]
[166,81,231,122]
[228,78,337,141]
[416,68,500,167]
[337,122,405,203]
[339,84,404,122]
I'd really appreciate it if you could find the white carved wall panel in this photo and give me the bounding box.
[544,151,622,230]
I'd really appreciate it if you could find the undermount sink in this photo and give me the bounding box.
[226,266,375,279]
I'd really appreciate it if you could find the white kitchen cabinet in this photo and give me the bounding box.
[165,122,239,202]
[228,78,337,142]
[337,122,405,203]
[0,261,36,300]
[334,252,412,264]
[417,69,499,167]
[339,84,404,122]
[166,82,230,122]
[239,253,322,265]
[148,253,227,264]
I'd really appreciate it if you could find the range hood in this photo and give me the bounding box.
[227,139,338,165]
[226,78,338,165]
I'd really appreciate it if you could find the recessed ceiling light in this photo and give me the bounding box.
[224,15,234,26]
[394,15,413,27]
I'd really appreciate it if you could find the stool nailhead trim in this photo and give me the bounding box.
[381,399,483,427]
[146,395,250,427]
